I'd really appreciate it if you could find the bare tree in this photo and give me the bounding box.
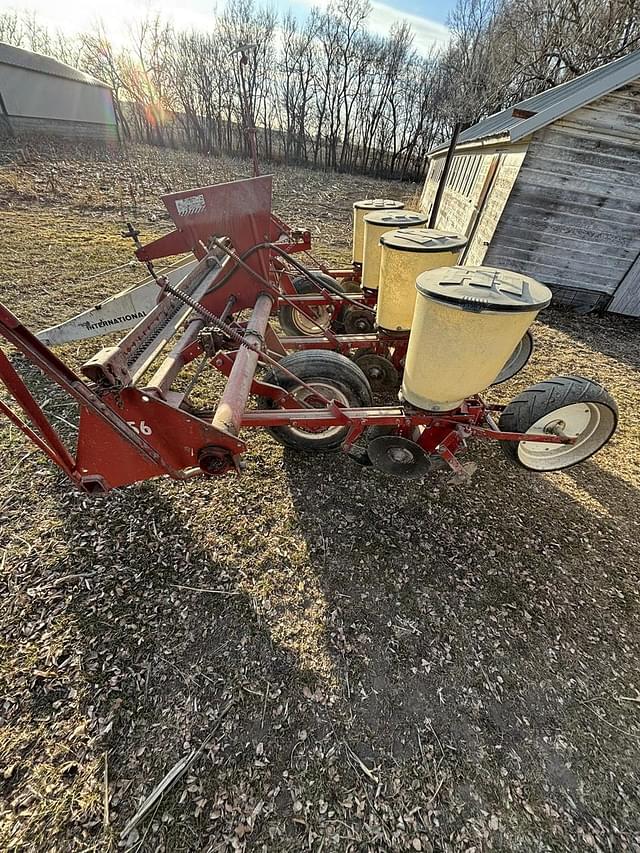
[1,0,639,179]
[0,12,24,46]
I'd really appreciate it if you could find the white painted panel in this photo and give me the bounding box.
[0,63,115,124]
[465,150,526,265]
[37,261,197,345]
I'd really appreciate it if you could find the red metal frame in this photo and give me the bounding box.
[0,176,573,494]
[134,175,376,348]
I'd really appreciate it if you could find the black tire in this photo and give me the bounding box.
[279,273,343,337]
[498,375,618,471]
[491,330,534,386]
[340,276,362,294]
[259,350,372,451]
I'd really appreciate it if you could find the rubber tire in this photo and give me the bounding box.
[260,350,372,451]
[498,375,618,470]
[279,273,343,337]
[340,277,362,294]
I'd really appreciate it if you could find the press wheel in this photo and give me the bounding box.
[492,330,534,385]
[498,375,617,471]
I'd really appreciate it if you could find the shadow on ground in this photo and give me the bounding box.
[278,433,640,850]
[5,430,639,852]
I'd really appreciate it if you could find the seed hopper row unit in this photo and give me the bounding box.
[0,176,617,491]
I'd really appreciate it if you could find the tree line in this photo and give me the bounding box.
[0,0,638,181]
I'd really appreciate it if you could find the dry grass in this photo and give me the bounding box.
[1,138,640,853]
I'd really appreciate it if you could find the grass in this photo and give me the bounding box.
[0,138,639,852]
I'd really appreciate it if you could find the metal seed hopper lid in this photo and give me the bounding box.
[380,227,467,253]
[363,209,428,227]
[416,265,552,313]
[353,198,404,210]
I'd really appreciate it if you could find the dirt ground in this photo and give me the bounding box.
[0,139,639,853]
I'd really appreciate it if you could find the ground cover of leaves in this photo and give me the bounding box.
[0,139,639,853]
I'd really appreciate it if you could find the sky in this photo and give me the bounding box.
[0,0,453,55]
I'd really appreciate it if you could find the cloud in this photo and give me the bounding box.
[368,2,450,53]
[2,0,449,54]
[293,0,450,54]
[0,0,217,45]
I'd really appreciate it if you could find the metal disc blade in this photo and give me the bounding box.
[353,353,399,391]
[367,435,431,479]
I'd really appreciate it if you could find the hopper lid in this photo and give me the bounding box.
[363,209,428,227]
[353,198,404,210]
[416,265,552,313]
[380,227,467,253]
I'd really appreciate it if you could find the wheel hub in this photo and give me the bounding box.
[367,435,431,479]
[543,418,567,436]
[388,446,414,464]
[343,306,375,335]
[292,305,333,335]
[290,381,349,437]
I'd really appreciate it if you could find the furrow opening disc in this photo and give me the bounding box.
[367,435,431,479]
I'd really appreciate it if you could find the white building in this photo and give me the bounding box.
[0,42,117,143]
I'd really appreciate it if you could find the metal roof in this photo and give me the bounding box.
[430,48,640,154]
[0,42,110,89]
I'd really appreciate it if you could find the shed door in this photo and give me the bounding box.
[608,250,640,316]
[461,154,501,263]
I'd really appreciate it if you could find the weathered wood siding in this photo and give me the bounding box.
[464,149,527,265]
[485,81,640,310]
[3,114,118,143]
[419,146,526,265]
[0,63,114,124]
[608,250,640,314]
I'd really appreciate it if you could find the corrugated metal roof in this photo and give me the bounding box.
[430,48,640,154]
[0,42,110,89]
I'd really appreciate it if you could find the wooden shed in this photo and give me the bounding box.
[420,50,640,316]
[0,43,117,143]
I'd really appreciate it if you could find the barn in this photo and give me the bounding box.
[0,43,117,143]
[420,49,640,317]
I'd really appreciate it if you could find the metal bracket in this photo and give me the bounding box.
[436,442,477,485]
